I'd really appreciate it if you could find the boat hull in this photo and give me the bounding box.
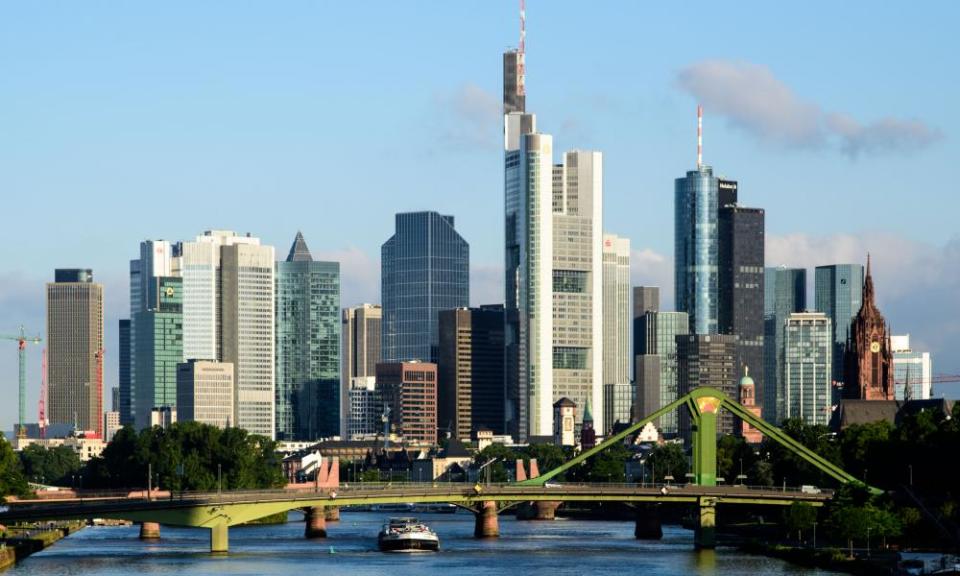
[377,535,440,552]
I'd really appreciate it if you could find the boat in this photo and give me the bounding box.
[377,517,440,552]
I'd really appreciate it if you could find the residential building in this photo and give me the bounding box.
[376,361,438,444]
[763,267,806,424]
[438,306,506,440]
[347,377,380,438]
[844,257,894,401]
[275,232,341,440]
[176,360,234,428]
[677,334,738,441]
[47,269,104,436]
[718,204,765,412]
[783,312,833,425]
[636,311,689,435]
[341,304,381,436]
[133,276,183,429]
[381,211,469,364]
[675,165,720,335]
[891,335,933,400]
[815,264,864,389]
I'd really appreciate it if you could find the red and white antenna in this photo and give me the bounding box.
[697,104,703,168]
[39,347,47,439]
[518,0,526,97]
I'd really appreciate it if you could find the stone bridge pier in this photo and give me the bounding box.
[139,522,160,540]
[633,503,663,539]
[474,501,499,538]
[694,498,717,549]
[305,506,327,539]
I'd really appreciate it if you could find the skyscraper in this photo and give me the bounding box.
[814,264,864,389]
[675,164,720,335]
[891,335,932,400]
[677,333,738,440]
[221,237,276,438]
[133,276,183,429]
[763,267,806,424]
[275,232,341,440]
[118,319,132,425]
[602,234,631,432]
[381,211,469,364]
[632,286,660,381]
[718,204,765,412]
[47,269,104,435]
[341,304,382,437]
[636,311,689,435]
[376,361,438,444]
[176,360,234,429]
[438,306,506,439]
[783,312,832,426]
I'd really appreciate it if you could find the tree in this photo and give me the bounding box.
[18,444,81,485]
[783,502,818,541]
[645,443,688,483]
[473,444,517,483]
[0,437,28,501]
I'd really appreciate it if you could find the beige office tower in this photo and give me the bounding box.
[340,304,382,437]
[602,234,631,432]
[551,150,604,436]
[177,360,235,428]
[220,240,275,438]
[47,269,104,436]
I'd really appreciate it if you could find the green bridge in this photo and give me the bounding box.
[0,387,873,553]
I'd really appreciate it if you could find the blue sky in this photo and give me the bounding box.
[1,2,958,431]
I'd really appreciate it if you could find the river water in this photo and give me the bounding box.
[7,512,836,575]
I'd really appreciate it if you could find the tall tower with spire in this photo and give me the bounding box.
[843,255,894,400]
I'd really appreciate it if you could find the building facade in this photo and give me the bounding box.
[341,304,382,436]
[381,211,469,364]
[347,377,380,438]
[118,319,132,425]
[815,264,864,390]
[763,267,807,424]
[46,269,104,436]
[437,306,506,440]
[891,335,932,400]
[636,311,689,435]
[718,204,765,412]
[675,165,720,335]
[783,312,833,426]
[176,360,235,428]
[376,362,438,444]
[275,232,341,440]
[133,276,183,428]
[632,286,660,361]
[843,258,894,401]
[677,334,738,441]
[602,234,631,388]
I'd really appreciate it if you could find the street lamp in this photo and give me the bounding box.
[908,464,913,487]
[812,521,817,550]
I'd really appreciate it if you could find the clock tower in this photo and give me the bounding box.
[843,255,893,400]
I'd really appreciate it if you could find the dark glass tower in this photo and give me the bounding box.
[118,319,132,425]
[675,165,719,334]
[763,267,807,424]
[719,204,765,411]
[275,232,341,440]
[814,264,864,389]
[382,211,469,364]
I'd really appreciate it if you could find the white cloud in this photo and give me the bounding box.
[676,60,942,157]
[432,83,501,151]
[631,248,674,310]
[314,246,380,307]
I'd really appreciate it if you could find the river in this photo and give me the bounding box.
[6,511,837,575]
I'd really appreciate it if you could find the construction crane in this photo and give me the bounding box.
[1,325,42,438]
[894,374,960,399]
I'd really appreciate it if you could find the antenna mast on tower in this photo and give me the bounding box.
[518,0,526,97]
[697,104,703,168]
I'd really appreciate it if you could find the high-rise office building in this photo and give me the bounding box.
[275,232,341,440]
[602,235,631,433]
[118,319,132,425]
[347,377,379,438]
[341,304,382,437]
[844,257,893,401]
[635,311,689,435]
[376,361,438,444]
[176,360,235,428]
[505,113,553,442]
[47,269,104,436]
[675,163,721,335]
[783,312,833,426]
[814,264,864,389]
[133,276,183,428]
[677,334,738,441]
[891,335,932,400]
[718,204,765,412]
[632,286,660,359]
[220,237,276,438]
[763,267,806,424]
[381,211,469,364]
[503,49,525,115]
[438,306,506,439]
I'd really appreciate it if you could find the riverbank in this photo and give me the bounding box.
[741,540,900,575]
[0,522,85,571]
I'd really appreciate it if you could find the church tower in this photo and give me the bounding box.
[843,255,894,400]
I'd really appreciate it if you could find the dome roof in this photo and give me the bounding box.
[739,366,754,388]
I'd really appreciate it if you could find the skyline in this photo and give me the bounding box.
[2,1,960,431]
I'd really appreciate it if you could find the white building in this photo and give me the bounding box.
[783,312,833,426]
[348,377,379,438]
[891,334,933,400]
[103,411,121,443]
[176,360,235,428]
[602,233,631,433]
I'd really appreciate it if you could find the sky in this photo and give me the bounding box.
[1,1,959,432]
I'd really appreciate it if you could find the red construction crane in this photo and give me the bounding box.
[39,348,47,439]
[1,325,42,438]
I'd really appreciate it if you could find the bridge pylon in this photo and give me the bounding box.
[474,501,499,538]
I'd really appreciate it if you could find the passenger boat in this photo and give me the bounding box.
[377,517,440,552]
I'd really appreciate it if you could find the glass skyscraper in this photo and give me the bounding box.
[763,267,806,424]
[814,264,864,388]
[636,311,689,435]
[783,312,832,426]
[275,232,341,440]
[675,165,719,334]
[133,276,183,429]
[382,211,469,364]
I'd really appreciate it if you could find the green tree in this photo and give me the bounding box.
[783,502,818,541]
[646,443,688,483]
[473,444,518,483]
[0,437,28,501]
[19,444,81,486]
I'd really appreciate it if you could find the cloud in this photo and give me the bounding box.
[314,246,380,307]
[432,83,501,151]
[631,248,674,310]
[676,60,942,158]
